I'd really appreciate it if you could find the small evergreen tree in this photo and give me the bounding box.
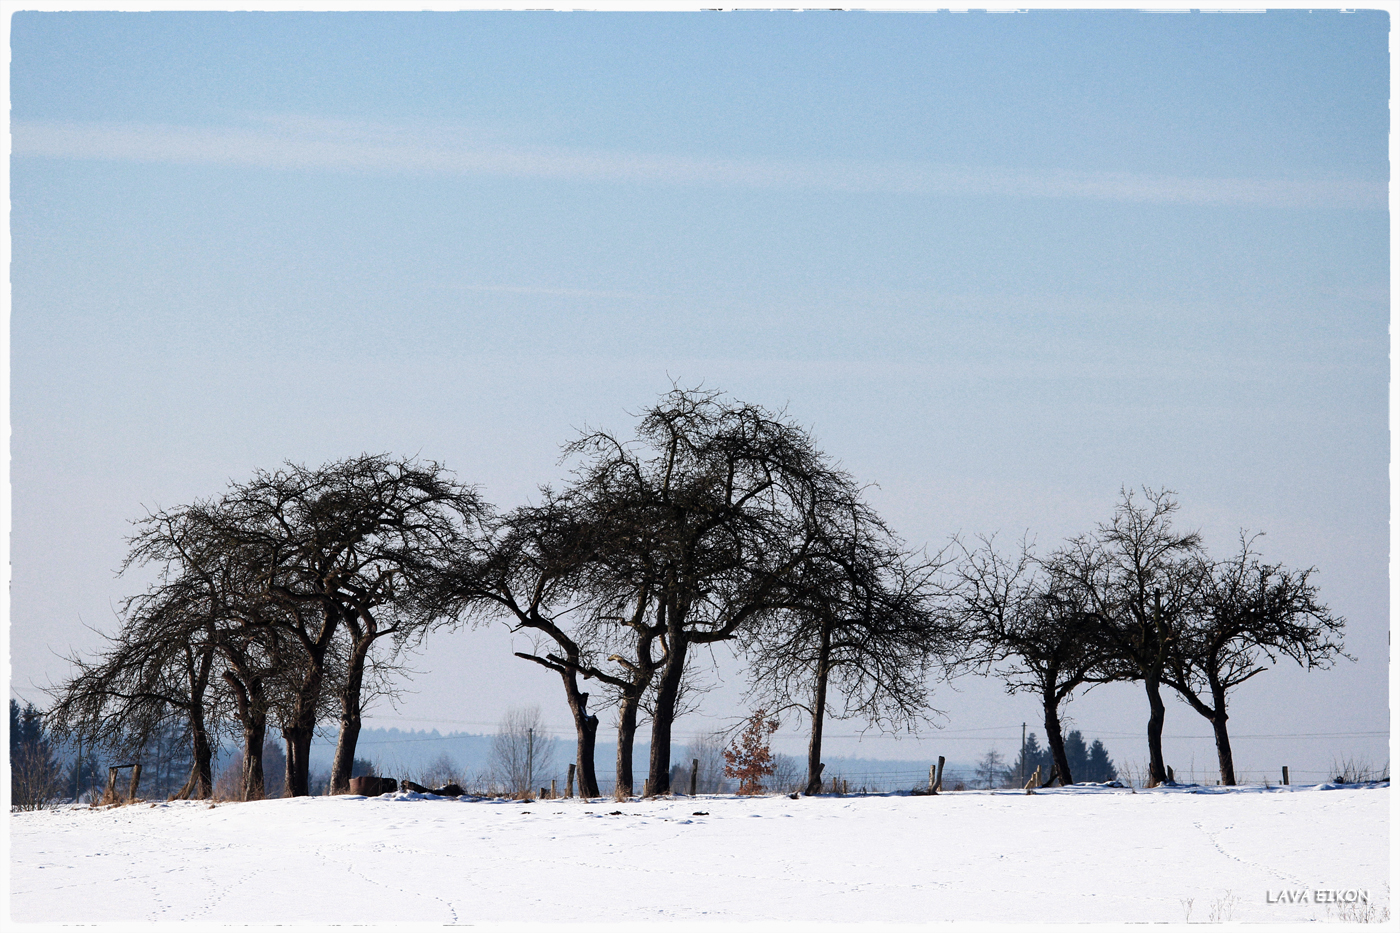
[1011,730,1116,785]
[1083,739,1119,783]
[1063,730,1090,780]
[1011,732,1054,784]
[724,711,779,795]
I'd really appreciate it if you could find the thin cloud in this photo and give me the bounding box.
[11,117,1385,211]
[453,283,665,301]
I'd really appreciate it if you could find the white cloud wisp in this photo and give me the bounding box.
[11,116,1386,211]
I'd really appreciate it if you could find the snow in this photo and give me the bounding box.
[10,784,1388,925]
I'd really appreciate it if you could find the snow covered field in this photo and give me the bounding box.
[11,783,1388,925]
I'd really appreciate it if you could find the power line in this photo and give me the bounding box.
[1088,730,1388,740]
[350,721,1388,746]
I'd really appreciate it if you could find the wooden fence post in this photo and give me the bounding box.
[106,767,118,804]
[690,759,699,796]
[551,779,557,799]
[566,764,576,798]
[1282,766,1290,786]
[935,756,946,793]
[128,764,142,802]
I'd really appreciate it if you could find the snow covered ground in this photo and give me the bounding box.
[10,783,1388,925]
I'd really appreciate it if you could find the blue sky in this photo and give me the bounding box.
[9,9,1389,777]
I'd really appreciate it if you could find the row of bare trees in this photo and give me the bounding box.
[48,456,486,800]
[44,388,1344,801]
[446,387,956,798]
[949,488,1346,786]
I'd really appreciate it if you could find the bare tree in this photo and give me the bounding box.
[46,570,225,801]
[1163,535,1346,785]
[201,454,487,795]
[453,493,614,798]
[562,387,848,796]
[951,536,1112,786]
[681,731,731,793]
[489,706,555,798]
[1054,487,1206,786]
[744,487,954,795]
[770,753,802,794]
[56,454,484,800]
[975,748,1011,789]
[420,752,463,788]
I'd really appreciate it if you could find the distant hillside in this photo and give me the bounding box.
[306,728,972,793]
[56,727,976,796]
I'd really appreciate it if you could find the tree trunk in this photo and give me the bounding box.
[1043,689,1072,786]
[805,621,832,796]
[283,651,326,797]
[615,690,641,797]
[242,718,267,801]
[1144,675,1168,786]
[614,628,658,797]
[1163,670,1233,788]
[284,723,314,797]
[176,643,216,799]
[330,716,362,795]
[222,670,268,801]
[1210,684,1236,786]
[330,638,373,794]
[283,677,320,797]
[184,709,214,799]
[645,632,689,796]
[563,675,601,798]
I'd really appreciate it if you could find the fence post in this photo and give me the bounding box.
[1167,766,1175,784]
[1282,766,1290,786]
[566,764,576,798]
[106,767,118,804]
[551,779,557,799]
[935,755,946,793]
[690,759,699,796]
[128,764,142,802]
[929,764,938,795]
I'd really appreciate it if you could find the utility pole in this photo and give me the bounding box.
[527,727,534,796]
[1020,722,1027,787]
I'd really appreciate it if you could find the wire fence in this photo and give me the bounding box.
[364,757,1391,799]
[172,717,1389,800]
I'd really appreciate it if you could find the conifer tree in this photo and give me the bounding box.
[11,700,63,810]
[1084,739,1118,783]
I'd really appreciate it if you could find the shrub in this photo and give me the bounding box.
[723,710,779,795]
